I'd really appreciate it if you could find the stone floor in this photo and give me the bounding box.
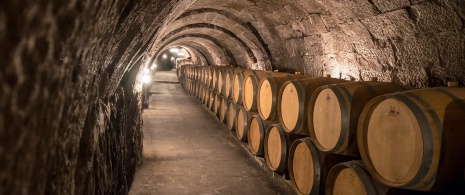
[129,70,291,195]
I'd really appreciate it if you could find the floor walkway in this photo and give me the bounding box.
[129,70,290,195]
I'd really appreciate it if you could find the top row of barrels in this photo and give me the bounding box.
[178,65,465,194]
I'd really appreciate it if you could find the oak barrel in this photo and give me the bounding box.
[258,74,310,120]
[279,78,347,135]
[224,68,243,99]
[264,123,306,173]
[308,81,410,156]
[213,93,221,115]
[227,101,239,131]
[209,90,216,111]
[326,161,389,195]
[243,71,287,111]
[232,69,255,104]
[235,106,258,142]
[289,138,355,195]
[358,87,465,192]
[219,96,228,123]
[247,115,276,156]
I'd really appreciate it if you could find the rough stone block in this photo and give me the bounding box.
[321,30,353,55]
[298,0,330,14]
[321,0,380,22]
[284,3,309,20]
[320,14,340,31]
[372,0,410,13]
[385,9,418,39]
[411,1,462,33]
[435,30,465,75]
[300,14,328,35]
[304,34,324,55]
[275,24,299,39]
[303,55,324,77]
[393,35,440,70]
[273,8,295,23]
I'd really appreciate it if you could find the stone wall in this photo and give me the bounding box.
[0,0,179,194]
[153,0,465,88]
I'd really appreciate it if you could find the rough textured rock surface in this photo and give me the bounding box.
[1,0,465,194]
[0,0,178,194]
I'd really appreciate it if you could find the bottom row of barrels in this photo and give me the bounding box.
[182,83,456,195]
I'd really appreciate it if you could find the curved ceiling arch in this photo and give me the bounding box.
[155,35,237,66]
[159,23,258,63]
[161,40,224,66]
[174,8,273,64]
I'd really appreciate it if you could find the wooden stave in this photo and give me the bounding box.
[242,71,283,112]
[219,96,228,123]
[308,81,410,156]
[216,66,234,95]
[247,115,277,156]
[232,69,255,105]
[213,93,221,115]
[264,123,306,173]
[258,74,310,121]
[208,90,216,111]
[357,87,465,192]
[288,138,355,195]
[224,68,244,99]
[235,106,258,142]
[227,101,239,131]
[278,78,348,135]
[325,161,389,195]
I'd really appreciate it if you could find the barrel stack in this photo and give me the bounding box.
[178,65,465,194]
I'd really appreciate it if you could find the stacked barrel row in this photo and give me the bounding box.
[178,65,465,195]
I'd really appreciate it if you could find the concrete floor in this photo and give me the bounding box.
[129,70,291,195]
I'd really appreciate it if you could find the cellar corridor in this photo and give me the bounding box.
[129,70,288,194]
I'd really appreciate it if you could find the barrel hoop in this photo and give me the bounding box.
[277,125,288,172]
[293,80,306,133]
[327,85,351,153]
[346,162,377,195]
[435,88,465,114]
[252,70,259,78]
[356,82,378,98]
[257,116,265,155]
[303,138,322,195]
[251,75,258,111]
[393,94,435,188]
[269,77,278,120]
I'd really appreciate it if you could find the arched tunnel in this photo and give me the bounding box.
[1,0,465,194]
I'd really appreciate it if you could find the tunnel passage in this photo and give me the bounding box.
[1,0,465,194]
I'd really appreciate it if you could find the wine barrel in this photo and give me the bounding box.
[243,71,288,112]
[232,69,255,104]
[202,87,208,106]
[224,68,244,99]
[308,81,411,156]
[247,115,276,156]
[264,123,306,173]
[289,138,355,195]
[326,161,430,195]
[218,96,228,123]
[216,66,234,95]
[213,93,221,115]
[208,90,215,111]
[326,161,389,195]
[258,74,310,120]
[227,101,239,131]
[358,87,465,192]
[235,106,258,142]
[279,78,347,135]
